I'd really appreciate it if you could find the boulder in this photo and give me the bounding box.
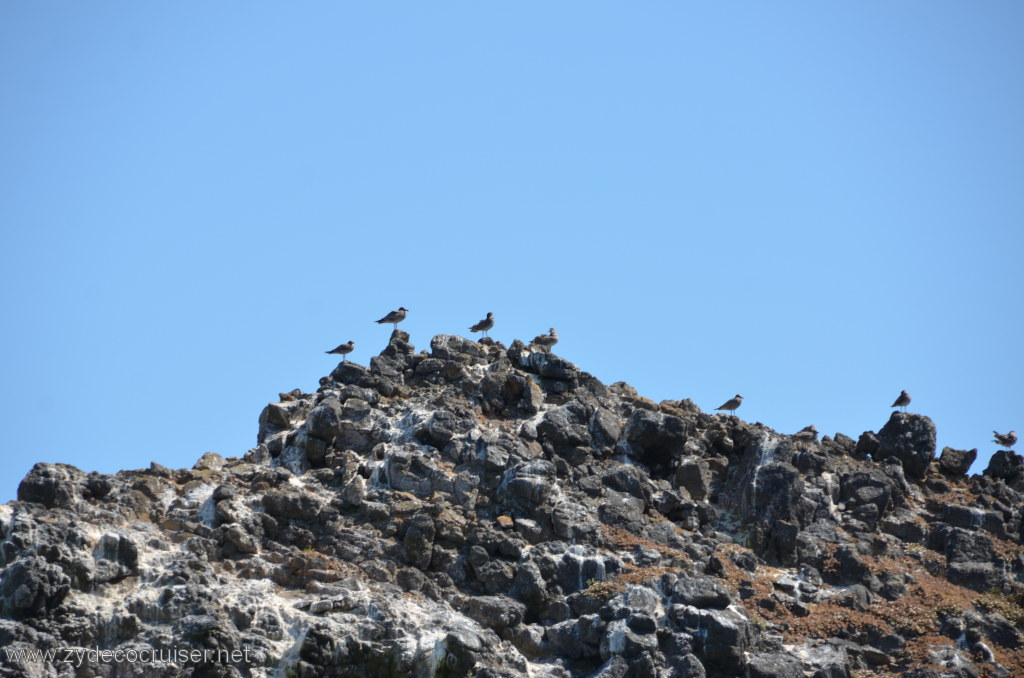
[939,447,978,476]
[0,556,71,618]
[874,412,936,480]
[985,451,1024,480]
[17,463,81,508]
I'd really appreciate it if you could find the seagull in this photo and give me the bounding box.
[993,430,1018,450]
[325,340,354,362]
[891,390,911,413]
[531,328,558,352]
[715,394,743,414]
[469,312,494,338]
[375,307,408,329]
[793,425,819,442]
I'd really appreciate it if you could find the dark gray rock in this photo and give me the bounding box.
[874,412,936,480]
[670,577,733,609]
[261,491,320,522]
[947,562,1001,592]
[330,361,371,385]
[674,460,711,501]
[840,470,893,526]
[985,451,1024,480]
[939,447,978,476]
[17,463,81,508]
[537,402,592,448]
[431,334,485,363]
[546,614,603,659]
[93,533,139,583]
[670,653,706,678]
[461,595,526,633]
[746,653,804,678]
[624,410,692,464]
[0,556,71,618]
[385,448,453,497]
[695,607,754,675]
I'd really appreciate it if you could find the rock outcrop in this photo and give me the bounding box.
[2,330,1023,677]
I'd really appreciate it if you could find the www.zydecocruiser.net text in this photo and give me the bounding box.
[3,646,257,668]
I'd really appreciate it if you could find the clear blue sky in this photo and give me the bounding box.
[1,3,1021,502]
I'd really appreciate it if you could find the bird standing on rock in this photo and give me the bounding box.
[891,390,911,413]
[793,425,819,442]
[715,395,743,414]
[531,328,558,352]
[469,312,494,338]
[326,340,354,362]
[994,430,1018,450]
[375,307,408,329]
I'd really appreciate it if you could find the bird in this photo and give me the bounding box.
[890,390,911,413]
[375,307,408,329]
[469,312,494,338]
[325,340,354,362]
[531,328,558,352]
[793,425,819,442]
[715,395,743,414]
[993,430,1018,450]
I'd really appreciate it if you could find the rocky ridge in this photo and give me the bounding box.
[2,331,1023,677]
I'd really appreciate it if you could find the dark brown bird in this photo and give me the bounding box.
[993,430,1018,450]
[375,307,408,329]
[793,425,819,442]
[531,328,558,352]
[469,312,494,338]
[715,394,743,413]
[326,340,354,362]
[891,390,911,413]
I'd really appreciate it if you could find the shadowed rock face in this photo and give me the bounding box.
[2,333,1023,678]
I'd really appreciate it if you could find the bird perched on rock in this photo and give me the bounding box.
[531,328,558,352]
[793,425,819,442]
[715,395,743,414]
[375,307,408,329]
[326,340,354,362]
[891,390,911,413]
[469,312,494,338]
[994,430,1018,450]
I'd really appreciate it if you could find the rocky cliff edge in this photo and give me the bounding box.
[2,331,1023,678]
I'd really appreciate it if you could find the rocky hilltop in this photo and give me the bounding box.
[2,331,1023,678]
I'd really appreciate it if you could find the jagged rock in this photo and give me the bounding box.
[670,577,733,609]
[874,412,937,480]
[746,653,804,678]
[17,462,81,508]
[461,595,526,633]
[623,409,692,467]
[674,460,711,501]
[939,446,978,476]
[855,431,880,458]
[431,334,485,363]
[694,607,755,674]
[0,556,71,618]
[193,451,225,471]
[985,450,1024,480]
[3,331,1022,678]
[947,562,1001,593]
[840,469,893,527]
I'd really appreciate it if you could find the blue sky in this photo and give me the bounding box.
[1,3,1021,502]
